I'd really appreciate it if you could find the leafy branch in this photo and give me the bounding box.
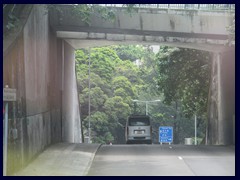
[47,4,138,26]
[3,4,20,32]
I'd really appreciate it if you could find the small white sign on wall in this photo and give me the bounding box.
[3,88,16,101]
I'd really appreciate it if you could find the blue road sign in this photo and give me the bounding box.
[159,126,173,143]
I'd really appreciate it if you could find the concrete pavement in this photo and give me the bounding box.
[87,144,235,176]
[14,143,101,176]
[13,143,235,176]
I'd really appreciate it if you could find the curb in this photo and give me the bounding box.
[83,144,103,176]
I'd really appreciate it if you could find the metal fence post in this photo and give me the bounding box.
[3,102,9,176]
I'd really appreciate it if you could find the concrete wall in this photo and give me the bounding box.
[3,5,62,175]
[207,48,235,145]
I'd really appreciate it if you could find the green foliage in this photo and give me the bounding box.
[138,46,159,97]
[3,4,21,35]
[71,4,116,25]
[226,15,235,42]
[81,87,108,111]
[92,5,116,21]
[84,111,114,143]
[90,47,120,83]
[104,96,131,122]
[88,111,109,132]
[155,46,211,118]
[46,4,138,26]
[76,47,136,143]
[112,45,145,61]
[122,4,138,15]
[72,4,92,25]
[112,76,135,97]
[76,44,209,144]
[45,4,63,14]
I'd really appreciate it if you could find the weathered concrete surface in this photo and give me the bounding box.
[61,41,82,143]
[50,7,233,35]
[3,4,82,175]
[63,39,233,53]
[207,48,235,145]
[24,5,51,115]
[3,5,62,175]
[14,143,101,176]
[49,5,235,49]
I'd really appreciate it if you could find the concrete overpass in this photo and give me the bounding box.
[49,4,234,51]
[3,4,235,175]
[49,4,235,146]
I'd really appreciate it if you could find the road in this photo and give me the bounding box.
[87,144,235,176]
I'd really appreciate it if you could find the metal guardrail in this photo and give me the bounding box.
[102,4,235,11]
[46,4,235,12]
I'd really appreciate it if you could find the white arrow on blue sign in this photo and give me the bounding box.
[159,126,173,143]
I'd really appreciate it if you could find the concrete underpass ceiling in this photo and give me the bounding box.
[58,31,234,53]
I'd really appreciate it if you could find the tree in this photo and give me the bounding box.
[84,111,114,143]
[155,46,212,118]
[46,4,139,26]
[104,96,131,143]
[76,44,210,144]
[80,87,108,112]
[226,14,235,45]
[154,46,212,144]
[138,45,159,97]
[112,76,136,97]
[76,46,136,143]
[90,47,120,83]
[114,60,143,85]
[111,45,146,62]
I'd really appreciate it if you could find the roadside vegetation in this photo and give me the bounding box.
[76,45,211,144]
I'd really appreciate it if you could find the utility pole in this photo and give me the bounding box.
[133,102,136,114]
[3,85,16,176]
[173,101,179,144]
[88,48,91,143]
[146,102,148,115]
[195,115,197,145]
[3,100,8,176]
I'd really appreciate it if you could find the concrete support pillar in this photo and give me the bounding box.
[61,40,82,143]
[219,49,235,145]
[207,48,235,145]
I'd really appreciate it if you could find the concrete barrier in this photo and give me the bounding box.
[185,138,193,145]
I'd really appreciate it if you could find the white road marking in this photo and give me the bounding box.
[178,156,183,160]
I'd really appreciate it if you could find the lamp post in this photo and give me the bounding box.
[88,48,91,143]
[195,115,197,145]
[132,99,161,115]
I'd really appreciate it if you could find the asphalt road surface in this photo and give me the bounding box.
[87,144,235,176]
